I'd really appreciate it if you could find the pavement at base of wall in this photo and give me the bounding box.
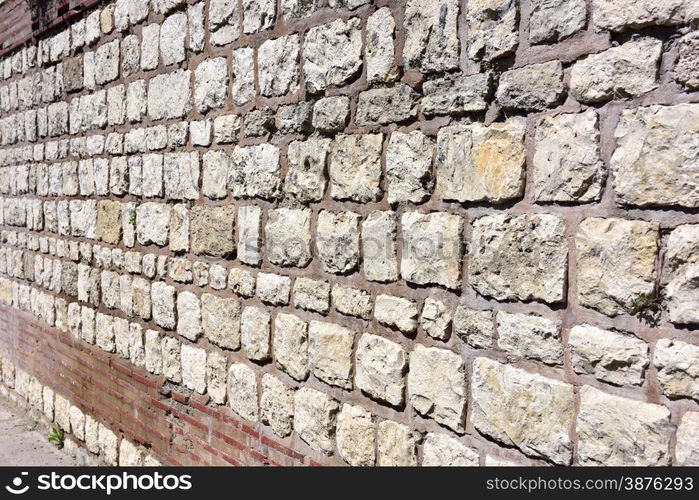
[0,396,77,466]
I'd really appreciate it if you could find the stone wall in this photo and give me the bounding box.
[0,0,697,466]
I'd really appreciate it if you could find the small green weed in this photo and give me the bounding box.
[47,426,64,448]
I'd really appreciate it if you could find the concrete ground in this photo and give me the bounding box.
[0,396,78,466]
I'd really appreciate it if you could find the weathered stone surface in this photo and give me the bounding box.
[275,102,312,134]
[273,312,309,381]
[570,38,662,103]
[664,224,699,325]
[304,18,362,93]
[530,0,586,43]
[190,205,235,257]
[408,345,466,432]
[229,144,281,199]
[201,293,241,350]
[497,312,563,365]
[256,273,290,305]
[591,0,698,32]
[336,404,375,466]
[241,306,271,361]
[231,47,254,105]
[329,134,382,202]
[293,277,330,313]
[294,387,339,455]
[96,200,122,244]
[654,338,699,401]
[374,295,418,334]
[95,40,119,85]
[316,210,360,274]
[265,208,312,267]
[576,386,672,465]
[401,212,462,289]
[285,137,331,202]
[235,205,260,266]
[260,374,294,437]
[160,13,186,65]
[151,281,176,330]
[377,421,418,466]
[176,291,202,341]
[385,131,434,204]
[466,0,518,61]
[576,217,658,316]
[436,118,526,204]
[136,203,171,246]
[404,0,459,72]
[331,285,373,319]
[420,298,451,341]
[471,357,575,464]
[309,320,354,389]
[227,363,258,421]
[533,109,605,202]
[206,350,227,405]
[611,104,699,208]
[209,0,240,45]
[181,343,206,393]
[147,70,191,120]
[243,108,274,137]
[356,84,418,126]
[569,323,649,386]
[469,213,567,304]
[676,32,699,89]
[676,412,699,465]
[422,433,479,466]
[496,61,565,111]
[422,73,490,116]
[366,8,397,84]
[194,57,228,113]
[258,35,299,97]
[355,333,406,406]
[312,96,349,132]
[359,211,399,283]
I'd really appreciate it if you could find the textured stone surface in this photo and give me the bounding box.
[194,58,228,113]
[471,357,575,464]
[356,84,418,126]
[260,374,294,438]
[385,131,434,204]
[422,73,490,116]
[273,312,309,381]
[454,307,494,349]
[309,320,354,389]
[401,212,462,290]
[420,298,451,341]
[229,144,281,200]
[496,311,563,365]
[329,134,382,203]
[294,387,339,455]
[610,104,699,208]
[304,18,362,93]
[676,412,699,465]
[404,0,459,72]
[336,404,375,466]
[676,32,699,89]
[190,206,235,257]
[361,211,398,283]
[496,62,565,111]
[436,118,526,204]
[591,0,698,32]
[227,363,258,421]
[576,217,659,316]
[355,333,407,406]
[374,294,418,334]
[176,291,202,341]
[533,110,604,202]
[408,345,466,432]
[258,35,299,97]
[366,8,397,84]
[241,306,271,361]
[469,214,567,304]
[570,38,662,103]
[201,293,241,350]
[265,208,312,267]
[576,386,672,465]
[664,224,699,325]
[316,210,360,274]
[422,433,479,466]
[331,285,373,319]
[654,339,699,401]
[466,0,518,61]
[569,324,649,386]
[180,343,206,394]
[530,0,586,43]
